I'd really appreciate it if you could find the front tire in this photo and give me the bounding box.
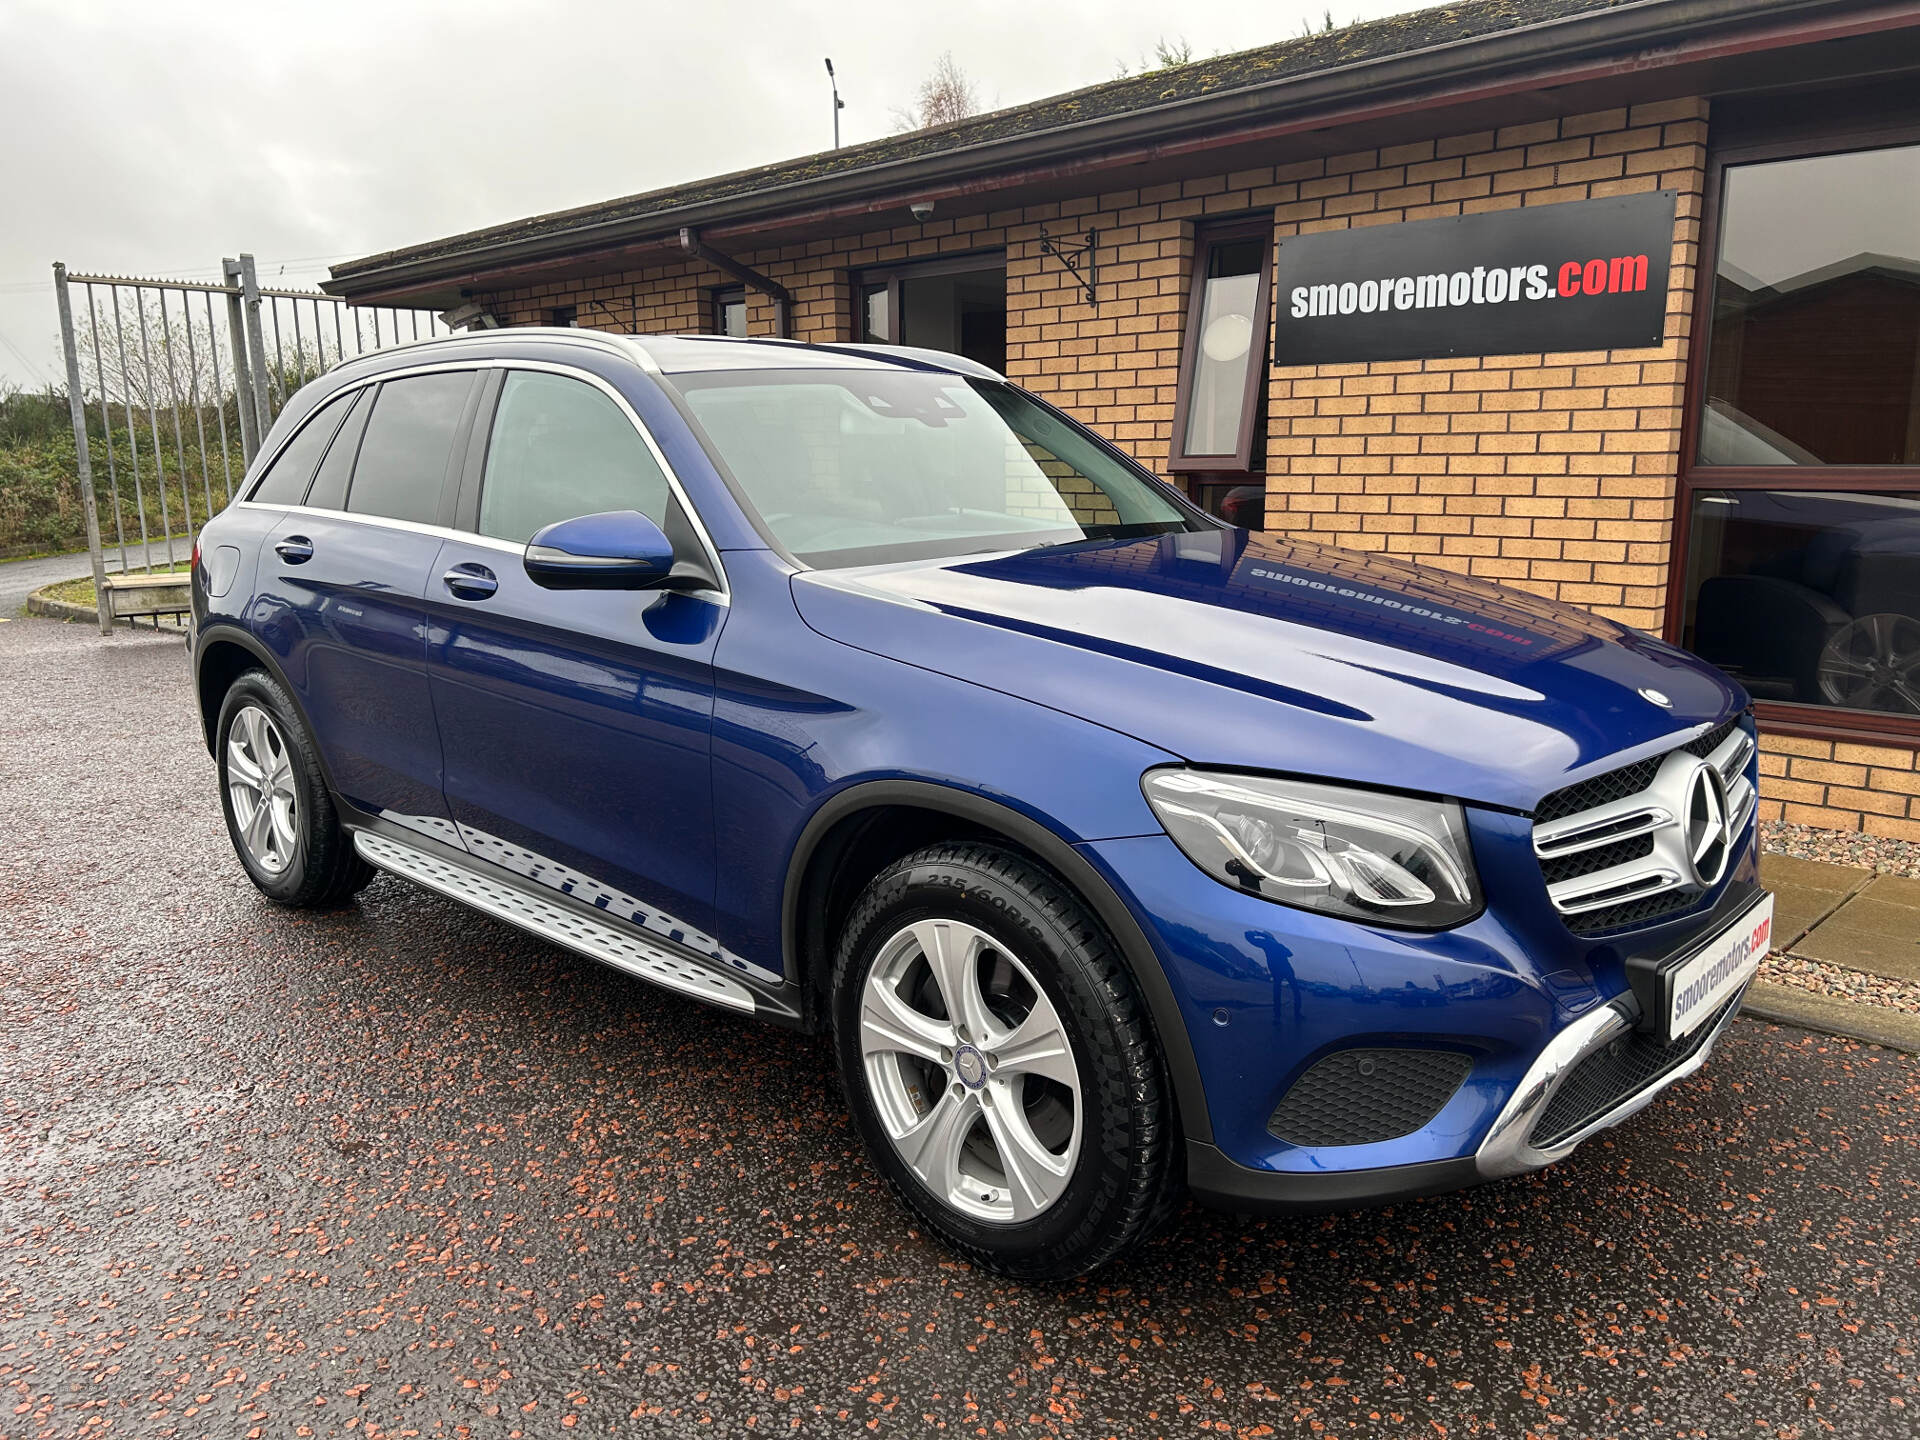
[831,842,1178,1279]
[215,669,373,908]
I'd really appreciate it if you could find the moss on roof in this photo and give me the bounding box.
[333,0,1629,281]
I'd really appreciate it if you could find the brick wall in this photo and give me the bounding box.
[1758,733,1920,842]
[491,258,714,332]
[1260,99,1709,634]
[470,97,1920,836]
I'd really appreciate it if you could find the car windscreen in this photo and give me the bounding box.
[672,368,1199,567]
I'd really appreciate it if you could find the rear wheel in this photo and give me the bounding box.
[831,842,1178,1279]
[215,670,373,907]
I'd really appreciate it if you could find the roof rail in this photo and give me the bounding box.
[334,327,996,382]
[330,325,651,373]
[629,332,998,379]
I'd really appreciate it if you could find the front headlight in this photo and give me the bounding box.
[1142,768,1481,930]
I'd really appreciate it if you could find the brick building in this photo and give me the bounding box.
[328,0,1920,836]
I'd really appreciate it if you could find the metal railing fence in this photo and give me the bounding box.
[51,254,449,633]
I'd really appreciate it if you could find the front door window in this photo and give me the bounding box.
[476,371,671,542]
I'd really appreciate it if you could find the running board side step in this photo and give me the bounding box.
[355,830,757,1014]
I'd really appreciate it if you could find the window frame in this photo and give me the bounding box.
[709,284,747,338]
[850,250,1008,346]
[1670,111,1920,744]
[233,355,728,595]
[242,387,357,504]
[450,361,730,595]
[302,386,374,512]
[1168,217,1276,476]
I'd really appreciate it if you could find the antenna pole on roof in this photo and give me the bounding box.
[825,57,845,149]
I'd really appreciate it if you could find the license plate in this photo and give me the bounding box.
[1662,893,1773,1042]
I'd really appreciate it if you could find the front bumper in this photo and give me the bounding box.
[1475,975,1748,1180]
[1183,977,1751,1212]
[1078,811,1764,1213]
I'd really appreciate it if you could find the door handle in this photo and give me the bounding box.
[442,562,498,601]
[274,535,314,564]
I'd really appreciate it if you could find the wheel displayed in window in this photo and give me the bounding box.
[215,670,374,908]
[1818,612,1920,713]
[831,842,1178,1279]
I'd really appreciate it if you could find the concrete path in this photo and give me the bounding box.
[3,617,1916,1438]
[0,547,95,616]
[0,539,188,616]
[1766,852,1920,983]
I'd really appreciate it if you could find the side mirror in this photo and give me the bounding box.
[524,510,676,590]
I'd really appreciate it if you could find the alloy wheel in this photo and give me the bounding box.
[858,918,1082,1224]
[1819,612,1920,714]
[226,704,299,875]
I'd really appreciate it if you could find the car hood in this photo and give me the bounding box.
[789,529,1746,814]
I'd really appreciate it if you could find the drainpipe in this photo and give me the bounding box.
[678,227,793,337]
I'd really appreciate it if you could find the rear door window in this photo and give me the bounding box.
[476,370,672,542]
[305,387,372,511]
[248,390,353,505]
[346,371,476,525]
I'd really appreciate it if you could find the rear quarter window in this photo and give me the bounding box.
[247,390,353,505]
[305,388,372,512]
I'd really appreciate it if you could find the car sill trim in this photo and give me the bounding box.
[354,829,756,1013]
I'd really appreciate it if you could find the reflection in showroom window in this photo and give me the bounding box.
[1683,490,1920,715]
[1697,142,1920,466]
[1683,138,1920,721]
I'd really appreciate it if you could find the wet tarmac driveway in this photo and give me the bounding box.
[2,619,1916,1438]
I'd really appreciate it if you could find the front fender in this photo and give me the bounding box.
[780,777,1213,1144]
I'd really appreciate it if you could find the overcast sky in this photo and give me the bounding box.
[0,0,1420,390]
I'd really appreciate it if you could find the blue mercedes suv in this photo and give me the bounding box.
[189,330,1771,1278]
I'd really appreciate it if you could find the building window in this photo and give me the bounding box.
[860,282,890,346]
[1170,220,1274,476]
[1678,134,1920,732]
[711,285,747,338]
[851,253,1006,372]
[1683,489,1920,715]
[548,305,578,327]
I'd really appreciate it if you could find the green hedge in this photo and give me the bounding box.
[0,389,247,555]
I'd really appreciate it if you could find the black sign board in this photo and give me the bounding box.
[1271,190,1676,365]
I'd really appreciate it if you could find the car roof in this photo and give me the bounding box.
[321,327,1003,384]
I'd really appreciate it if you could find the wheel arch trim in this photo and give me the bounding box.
[192,624,339,793]
[781,778,1211,1143]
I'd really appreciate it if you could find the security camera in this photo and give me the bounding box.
[909,200,936,222]
[439,301,500,331]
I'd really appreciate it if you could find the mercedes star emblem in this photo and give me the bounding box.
[1682,759,1732,886]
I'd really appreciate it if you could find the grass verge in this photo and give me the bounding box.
[41,561,190,609]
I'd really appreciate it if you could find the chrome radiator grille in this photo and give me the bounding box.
[1533,718,1756,936]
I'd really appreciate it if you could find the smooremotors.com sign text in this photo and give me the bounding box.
[1272,190,1677,364]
